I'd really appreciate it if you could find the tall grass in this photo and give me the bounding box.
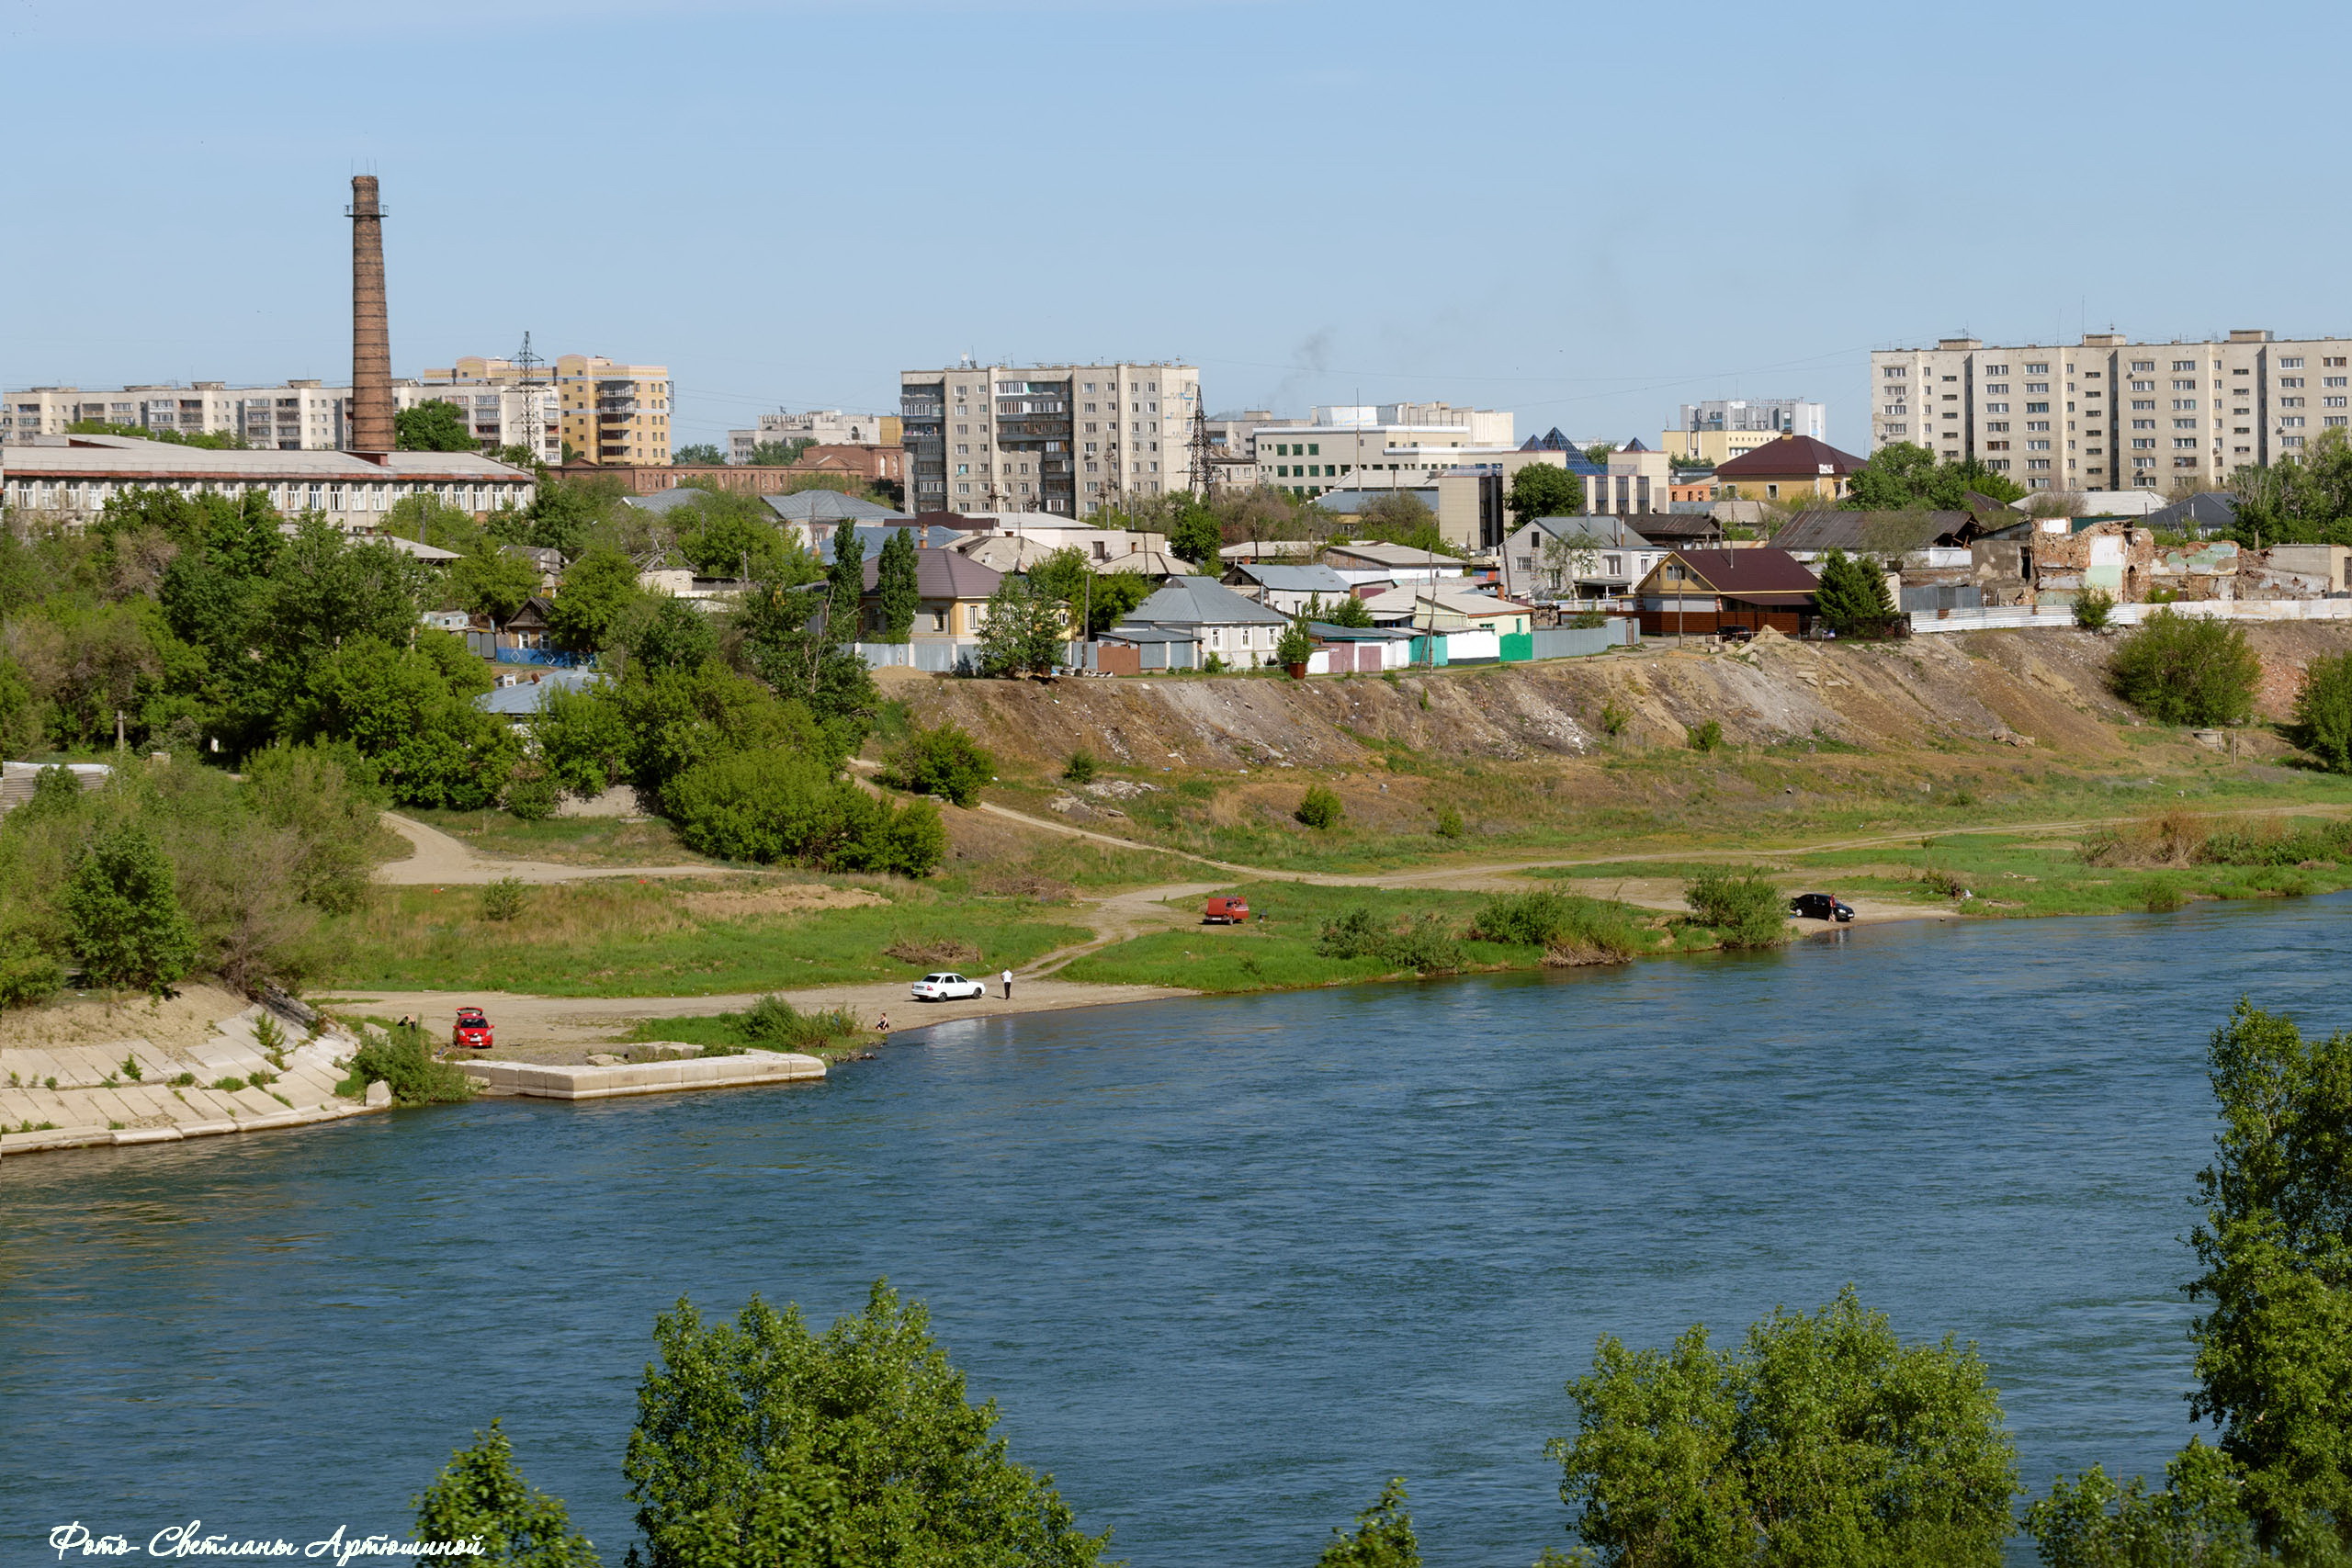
[1470,889,1648,964]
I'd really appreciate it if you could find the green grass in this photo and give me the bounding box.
[1785,829,2352,918]
[1060,880,1674,994]
[401,808,708,867]
[321,874,1090,997]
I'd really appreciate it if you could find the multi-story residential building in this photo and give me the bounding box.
[899,361,1200,514]
[5,380,360,449]
[1660,399,1827,466]
[1201,409,1286,488]
[727,409,902,462]
[5,378,560,461]
[1256,403,1518,498]
[425,355,671,467]
[1870,329,2352,491]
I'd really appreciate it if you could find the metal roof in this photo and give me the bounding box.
[1664,548,1820,595]
[1771,510,1975,552]
[0,434,532,483]
[857,547,1003,600]
[1712,434,1865,479]
[1121,575,1292,628]
[763,490,909,522]
[1229,562,1351,593]
[475,669,599,716]
[1519,515,1657,548]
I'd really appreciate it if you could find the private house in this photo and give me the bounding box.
[855,549,1005,660]
[1773,508,1995,612]
[502,544,565,590]
[1707,434,1864,503]
[1118,575,1291,667]
[476,668,599,724]
[1222,561,1357,615]
[1360,584,1532,635]
[1095,625,1199,673]
[763,490,912,551]
[1498,516,1662,602]
[1633,548,1819,637]
[1322,541,1469,587]
[1306,623,1417,672]
[953,530,1182,579]
[461,596,582,666]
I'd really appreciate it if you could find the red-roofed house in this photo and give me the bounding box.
[1633,547,1820,637]
[1709,434,1866,503]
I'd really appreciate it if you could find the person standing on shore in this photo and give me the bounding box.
[1001,968,1013,1000]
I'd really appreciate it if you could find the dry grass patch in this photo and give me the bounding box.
[677,884,887,919]
[882,938,981,966]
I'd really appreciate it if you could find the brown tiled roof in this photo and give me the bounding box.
[1671,548,1820,595]
[1712,434,1866,479]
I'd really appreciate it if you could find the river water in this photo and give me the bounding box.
[5,897,2344,1566]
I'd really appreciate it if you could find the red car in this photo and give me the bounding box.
[451,1008,494,1051]
[1203,896,1250,925]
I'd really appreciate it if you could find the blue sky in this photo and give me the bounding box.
[6,0,2349,454]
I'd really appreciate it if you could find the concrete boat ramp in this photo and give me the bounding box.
[457,1048,826,1100]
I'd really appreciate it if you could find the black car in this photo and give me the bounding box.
[1789,892,1855,922]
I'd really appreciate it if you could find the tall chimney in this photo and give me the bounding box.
[348,175,395,455]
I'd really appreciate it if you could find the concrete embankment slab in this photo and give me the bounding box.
[458,1051,826,1100]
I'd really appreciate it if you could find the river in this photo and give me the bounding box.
[5,896,2343,1566]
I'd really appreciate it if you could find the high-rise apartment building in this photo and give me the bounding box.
[728,409,902,463]
[1661,399,1826,466]
[1870,330,2352,491]
[426,354,671,466]
[4,378,560,460]
[899,362,1199,513]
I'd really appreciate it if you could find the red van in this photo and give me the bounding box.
[1203,897,1250,925]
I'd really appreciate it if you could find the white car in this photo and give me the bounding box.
[910,972,988,1002]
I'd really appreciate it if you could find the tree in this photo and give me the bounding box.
[1276,615,1317,668]
[827,527,866,639]
[2183,1001,2352,1558]
[874,527,920,644]
[397,400,479,453]
[1682,865,1787,949]
[547,547,645,654]
[1169,499,1224,565]
[746,438,815,468]
[1507,464,1587,527]
[667,750,944,875]
[671,443,726,467]
[1540,529,1600,597]
[65,824,198,990]
[974,577,1068,677]
[2109,611,2262,726]
[448,542,541,623]
[879,723,995,807]
[2293,651,2352,773]
[1844,441,2025,509]
[2222,429,2352,547]
[1027,547,1153,638]
[1814,548,1898,638]
[1349,493,1454,557]
[412,1419,601,1568]
[1316,1478,1418,1568]
[2024,1446,2261,1568]
[631,596,719,674]
[1548,1285,2018,1568]
[293,635,520,809]
[623,1282,1108,1568]
[1308,592,1374,629]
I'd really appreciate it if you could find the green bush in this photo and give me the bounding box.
[345,1025,474,1106]
[480,876,526,922]
[1061,749,1099,784]
[2109,609,2261,726]
[1276,616,1317,667]
[1295,784,1344,829]
[1433,805,1464,840]
[737,994,863,1052]
[1687,718,1724,752]
[64,824,197,990]
[881,723,995,807]
[2292,650,2352,773]
[668,749,944,877]
[1471,889,1646,963]
[413,1418,599,1568]
[1683,866,1788,949]
[503,763,560,821]
[2074,588,2115,631]
[1315,906,1462,973]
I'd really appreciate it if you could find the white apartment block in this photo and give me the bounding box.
[1257,403,1517,498]
[899,361,1200,514]
[3,378,559,461]
[1871,329,2352,491]
[727,409,898,463]
[404,379,564,464]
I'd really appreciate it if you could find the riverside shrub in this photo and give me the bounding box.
[412,1419,599,1568]
[1682,866,1787,948]
[64,824,197,990]
[1471,889,1645,963]
[345,1024,473,1106]
[2109,610,2261,726]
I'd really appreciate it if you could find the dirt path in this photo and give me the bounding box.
[375,814,716,886]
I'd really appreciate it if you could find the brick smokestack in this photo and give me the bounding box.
[348,175,395,455]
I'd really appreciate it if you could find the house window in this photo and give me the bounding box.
[1765,483,1779,498]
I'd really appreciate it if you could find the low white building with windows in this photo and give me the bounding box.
[1498,516,1664,602]
[0,434,537,528]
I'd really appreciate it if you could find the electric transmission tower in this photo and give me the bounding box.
[512,331,548,464]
